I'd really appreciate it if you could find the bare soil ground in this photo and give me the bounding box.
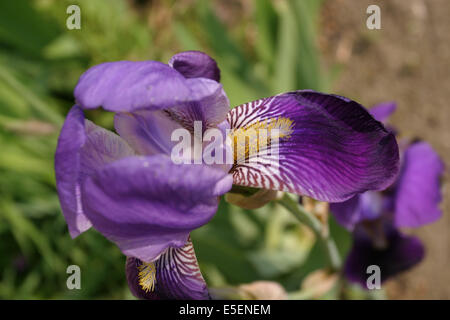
[320,0,450,299]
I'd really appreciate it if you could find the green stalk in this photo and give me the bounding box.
[277,193,342,271]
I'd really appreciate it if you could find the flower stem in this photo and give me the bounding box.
[277,193,342,271]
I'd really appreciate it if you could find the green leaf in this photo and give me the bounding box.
[0,0,61,55]
[272,0,299,93]
[254,0,278,67]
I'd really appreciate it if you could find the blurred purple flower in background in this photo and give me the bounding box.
[55,51,400,299]
[331,103,445,286]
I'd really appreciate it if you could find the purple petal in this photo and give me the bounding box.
[169,51,220,82]
[330,191,389,230]
[330,195,361,230]
[114,81,229,156]
[55,106,134,238]
[114,110,183,156]
[369,102,397,123]
[165,78,230,131]
[394,142,444,227]
[126,238,209,300]
[345,226,424,286]
[80,120,136,177]
[80,155,233,262]
[55,106,91,237]
[74,61,223,112]
[203,120,234,173]
[227,90,400,202]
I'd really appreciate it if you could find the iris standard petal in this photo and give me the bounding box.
[55,106,134,238]
[169,51,220,82]
[126,238,209,300]
[165,78,230,131]
[80,155,233,262]
[114,80,229,157]
[330,191,387,231]
[369,102,397,123]
[345,226,424,286]
[74,61,220,112]
[394,142,444,227]
[114,110,184,156]
[227,90,400,202]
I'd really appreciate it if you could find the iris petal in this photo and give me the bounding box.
[114,80,229,157]
[74,61,223,112]
[394,142,444,227]
[169,51,220,82]
[126,237,209,300]
[165,78,230,131]
[227,90,400,202]
[55,106,134,237]
[80,155,233,262]
[114,110,183,156]
[55,106,90,238]
[345,226,424,286]
[330,191,388,231]
[369,102,397,123]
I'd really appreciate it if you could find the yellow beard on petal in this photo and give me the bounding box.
[137,261,157,292]
[229,117,294,163]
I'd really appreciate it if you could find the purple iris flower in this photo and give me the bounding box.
[331,103,445,286]
[55,51,399,299]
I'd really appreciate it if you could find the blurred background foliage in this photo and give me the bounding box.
[0,0,373,299]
